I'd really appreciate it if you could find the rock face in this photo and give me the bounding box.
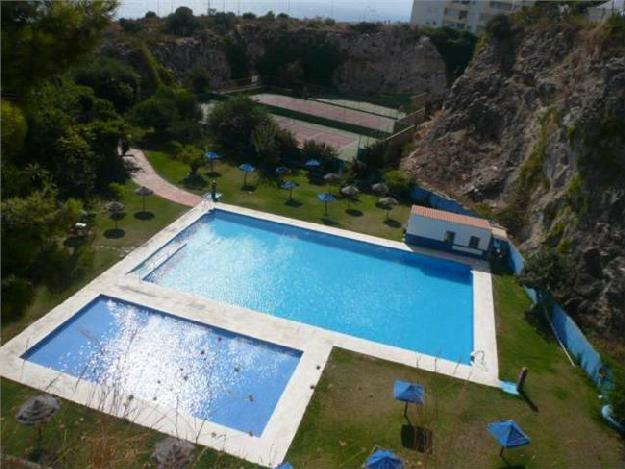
[402,22,625,341]
[101,23,447,100]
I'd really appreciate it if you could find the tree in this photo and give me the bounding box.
[73,57,141,113]
[1,0,119,98]
[208,96,270,149]
[251,122,280,166]
[128,95,180,134]
[187,66,211,94]
[166,6,198,36]
[176,145,204,176]
[1,100,28,160]
[519,247,572,303]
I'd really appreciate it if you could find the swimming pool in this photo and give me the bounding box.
[22,296,301,436]
[137,210,474,364]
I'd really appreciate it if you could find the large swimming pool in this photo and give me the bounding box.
[138,210,474,364]
[23,296,301,436]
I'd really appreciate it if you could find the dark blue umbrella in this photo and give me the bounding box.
[364,448,403,469]
[305,159,321,169]
[275,166,291,176]
[239,163,255,187]
[488,420,530,457]
[394,380,424,417]
[204,151,220,172]
[281,180,299,200]
[318,192,336,216]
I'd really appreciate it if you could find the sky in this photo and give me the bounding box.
[116,0,414,23]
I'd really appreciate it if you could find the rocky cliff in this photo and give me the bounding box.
[100,21,447,100]
[401,19,625,341]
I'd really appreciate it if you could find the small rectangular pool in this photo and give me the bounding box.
[22,296,301,436]
[137,210,474,364]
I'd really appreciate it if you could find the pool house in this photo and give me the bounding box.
[406,205,493,259]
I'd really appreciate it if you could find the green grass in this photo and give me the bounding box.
[146,150,411,241]
[286,271,624,468]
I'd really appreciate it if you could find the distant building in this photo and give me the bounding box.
[405,205,493,259]
[410,0,533,35]
[587,0,625,22]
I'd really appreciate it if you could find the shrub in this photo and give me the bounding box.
[242,12,256,20]
[486,14,513,41]
[384,170,412,198]
[425,27,477,82]
[1,276,34,325]
[349,22,381,34]
[301,140,338,166]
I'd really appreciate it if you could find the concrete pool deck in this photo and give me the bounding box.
[0,200,498,467]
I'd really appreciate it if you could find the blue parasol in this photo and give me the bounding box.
[239,163,255,187]
[488,419,530,457]
[281,180,299,200]
[305,159,321,169]
[204,151,220,172]
[364,448,403,469]
[394,380,424,418]
[317,192,336,216]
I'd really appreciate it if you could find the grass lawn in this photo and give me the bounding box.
[286,271,624,468]
[146,150,411,241]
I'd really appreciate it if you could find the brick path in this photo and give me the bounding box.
[125,148,202,207]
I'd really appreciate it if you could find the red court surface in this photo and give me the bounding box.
[254,94,395,133]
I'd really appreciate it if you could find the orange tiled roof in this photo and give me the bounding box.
[411,205,491,230]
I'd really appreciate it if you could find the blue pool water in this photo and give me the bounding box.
[22,296,301,436]
[140,211,474,363]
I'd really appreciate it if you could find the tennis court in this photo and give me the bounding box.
[314,98,406,119]
[254,93,396,133]
[273,115,377,161]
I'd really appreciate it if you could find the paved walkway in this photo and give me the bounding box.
[125,148,202,207]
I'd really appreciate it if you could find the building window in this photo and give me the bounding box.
[444,231,456,244]
[459,10,468,19]
[469,236,480,249]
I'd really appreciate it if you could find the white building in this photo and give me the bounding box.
[406,205,493,258]
[411,0,533,34]
[587,0,625,22]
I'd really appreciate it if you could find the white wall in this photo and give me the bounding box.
[410,0,446,27]
[407,215,492,253]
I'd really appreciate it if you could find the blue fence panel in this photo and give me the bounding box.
[410,186,475,216]
[551,305,603,383]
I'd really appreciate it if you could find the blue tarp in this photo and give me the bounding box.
[393,380,425,404]
[364,448,403,469]
[488,420,530,448]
